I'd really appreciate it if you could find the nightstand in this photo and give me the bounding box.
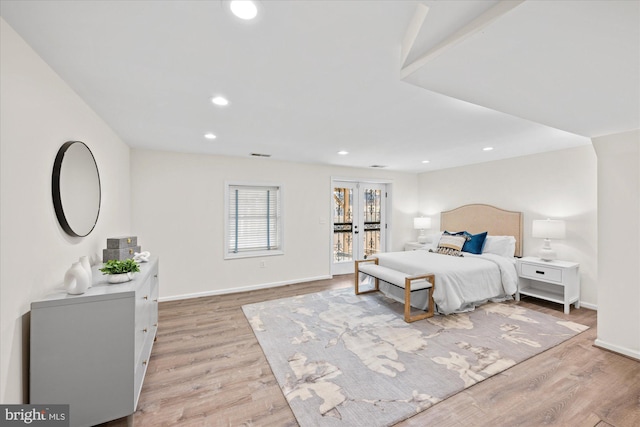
[516,256,580,314]
[404,242,427,251]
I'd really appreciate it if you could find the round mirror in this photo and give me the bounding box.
[52,141,101,237]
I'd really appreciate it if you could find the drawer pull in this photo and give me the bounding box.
[143,360,147,366]
[144,295,148,300]
[143,328,148,333]
[153,299,158,302]
[154,323,158,327]
[535,270,545,275]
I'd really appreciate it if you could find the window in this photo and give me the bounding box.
[225,183,283,259]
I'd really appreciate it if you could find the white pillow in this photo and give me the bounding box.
[482,235,516,258]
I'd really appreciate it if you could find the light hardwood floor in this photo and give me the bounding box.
[104,275,640,427]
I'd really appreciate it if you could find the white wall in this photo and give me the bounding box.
[0,19,131,403]
[130,149,418,300]
[592,130,640,360]
[417,146,598,308]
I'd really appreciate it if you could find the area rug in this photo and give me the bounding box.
[242,288,588,427]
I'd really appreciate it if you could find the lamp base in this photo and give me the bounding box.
[538,241,557,261]
[417,230,428,244]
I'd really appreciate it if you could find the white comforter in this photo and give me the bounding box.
[370,250,518,314]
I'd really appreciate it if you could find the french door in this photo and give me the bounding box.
[331,181,387,275]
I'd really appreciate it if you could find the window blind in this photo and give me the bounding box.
[228,185,281,254]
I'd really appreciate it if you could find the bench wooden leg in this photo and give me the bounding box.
[403,274,435,323]
[354,259,380,295]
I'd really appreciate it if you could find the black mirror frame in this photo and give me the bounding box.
[52,141,101,237]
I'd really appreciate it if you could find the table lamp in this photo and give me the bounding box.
[413,217,432,244]
[532,219,566,261]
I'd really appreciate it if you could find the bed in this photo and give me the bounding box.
[359,204,523,315]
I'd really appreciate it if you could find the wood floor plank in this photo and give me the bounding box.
[101,275,639,427]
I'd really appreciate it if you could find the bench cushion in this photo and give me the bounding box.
[358,263,432,291]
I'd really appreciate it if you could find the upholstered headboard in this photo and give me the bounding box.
[440,204,523,257]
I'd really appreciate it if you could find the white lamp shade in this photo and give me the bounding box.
[532,219,566,239]
[413,217,431,230]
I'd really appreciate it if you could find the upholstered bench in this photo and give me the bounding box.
[355,258,435,323]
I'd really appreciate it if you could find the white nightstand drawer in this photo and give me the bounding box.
[520,263,563,283]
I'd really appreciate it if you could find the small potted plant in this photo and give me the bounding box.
[100,259,141,284]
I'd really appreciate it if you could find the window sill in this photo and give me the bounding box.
[224,250,284,260]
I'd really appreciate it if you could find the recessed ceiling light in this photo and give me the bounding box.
[204,133,217,140]
[483,147,494,151]
[230,0,258,20]
[337,150,349,155]
[211,96,229,106]
[422,160,430,164]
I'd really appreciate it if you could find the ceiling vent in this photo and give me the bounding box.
[250,153,271,158]
[370,164,387,168]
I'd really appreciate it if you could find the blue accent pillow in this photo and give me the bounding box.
[462,231,488,254]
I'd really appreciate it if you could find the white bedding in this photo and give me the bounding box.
[368,250,518,314]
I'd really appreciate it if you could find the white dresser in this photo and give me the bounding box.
[30,257,159,427]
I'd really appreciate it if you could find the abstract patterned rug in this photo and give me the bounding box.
[242,288,588,427]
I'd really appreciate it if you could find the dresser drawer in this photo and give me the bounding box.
[520,262,562,283]
[134,277,151,360]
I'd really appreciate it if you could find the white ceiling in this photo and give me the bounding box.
[1,0,637,172]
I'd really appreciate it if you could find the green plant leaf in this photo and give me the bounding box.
[99,259,141,275]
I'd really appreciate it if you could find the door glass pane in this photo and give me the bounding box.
[333,187,353,262]
[363,188,381,258]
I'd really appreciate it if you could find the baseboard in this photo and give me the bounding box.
[158,274,333,302]
[579,301,597,311]
[594,338,640,361]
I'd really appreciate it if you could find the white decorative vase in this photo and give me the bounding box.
[79,256,92,288]
[108,272,133,284]
[65,261,90,295]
